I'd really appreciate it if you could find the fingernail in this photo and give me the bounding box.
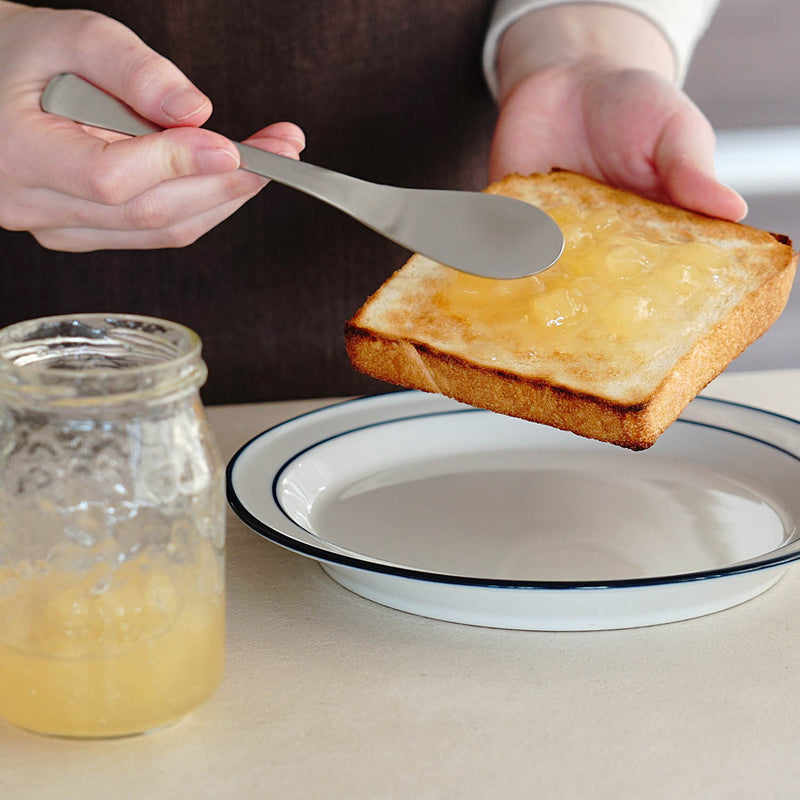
[160,87,209,122]
[281,134,306,151]
[197,147,239,173]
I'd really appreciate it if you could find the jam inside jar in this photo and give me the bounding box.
[0,314,225,738]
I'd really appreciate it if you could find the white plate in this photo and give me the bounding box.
[226,391,800,630]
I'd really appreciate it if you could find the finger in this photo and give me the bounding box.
[32,188,264,251]
[664,161,748,222]
[21,122,241,204]
[25,111,306,206]
[247,122,306,154]
[655,106,748,221]
[26,128,308,246]
[4,167,264,232]
[108,168,265,231]
[46,11,212,127]
[6,124,306,233]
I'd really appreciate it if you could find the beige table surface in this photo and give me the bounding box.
[3,369,800,799]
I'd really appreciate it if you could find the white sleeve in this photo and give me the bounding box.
[482,0,720,98]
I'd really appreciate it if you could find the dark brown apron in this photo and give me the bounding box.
[5,0,496,403]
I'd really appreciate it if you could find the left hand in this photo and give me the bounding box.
[489,62,747,221]
[488,4,746,222]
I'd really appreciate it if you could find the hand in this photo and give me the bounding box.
[0,2,305,251]
[488,5,746,222]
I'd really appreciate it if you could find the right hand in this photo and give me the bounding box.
[0,2,305,251]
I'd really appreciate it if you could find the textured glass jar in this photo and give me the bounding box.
[0,314,225,738]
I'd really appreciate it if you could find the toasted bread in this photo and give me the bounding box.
[345,171,797,449]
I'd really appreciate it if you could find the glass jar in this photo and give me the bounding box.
[0,314,225,738]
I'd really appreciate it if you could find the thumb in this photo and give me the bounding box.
[655,104,747,221]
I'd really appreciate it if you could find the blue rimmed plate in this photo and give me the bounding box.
[226,391,800,630]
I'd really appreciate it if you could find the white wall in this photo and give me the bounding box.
[685,0,799,370]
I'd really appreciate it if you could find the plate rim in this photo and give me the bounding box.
[226,391,800,591]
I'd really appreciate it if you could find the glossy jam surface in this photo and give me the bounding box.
[0,543,224,738]
[435,204,731,355]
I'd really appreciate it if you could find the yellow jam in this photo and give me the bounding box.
[0,543,224,738]
[435,204,729,356]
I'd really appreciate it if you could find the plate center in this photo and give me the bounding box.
[284,451,789,581]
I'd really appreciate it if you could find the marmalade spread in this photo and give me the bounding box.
[434,204,728,355]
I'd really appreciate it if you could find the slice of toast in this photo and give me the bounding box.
[345,171,797,449]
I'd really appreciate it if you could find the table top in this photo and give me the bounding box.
[3,370,800,800]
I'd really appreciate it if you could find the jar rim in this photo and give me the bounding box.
[0,313,206,404]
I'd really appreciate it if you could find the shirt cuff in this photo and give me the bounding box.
[482,0,720,99]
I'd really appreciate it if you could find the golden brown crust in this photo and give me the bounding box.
[345,171,798,450]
